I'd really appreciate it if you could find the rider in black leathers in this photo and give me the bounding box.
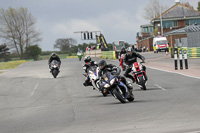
[123,47,146,82]
[48,53,61,71]
[118,47,126,61]
[98,59,133,93]
[83,56,98,86]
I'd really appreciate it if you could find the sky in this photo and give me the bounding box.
[0,0,198,51]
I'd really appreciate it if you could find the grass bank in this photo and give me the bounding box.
[0,60,26,70]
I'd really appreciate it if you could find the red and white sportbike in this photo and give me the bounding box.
[132,62,147,90]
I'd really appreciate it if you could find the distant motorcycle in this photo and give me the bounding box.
[132,61,147,90]
[50,60,60,78]
[101,69,134,103]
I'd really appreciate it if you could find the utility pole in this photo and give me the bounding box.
[160,6,163,36]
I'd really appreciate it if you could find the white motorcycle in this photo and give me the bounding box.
[88,66,101,92]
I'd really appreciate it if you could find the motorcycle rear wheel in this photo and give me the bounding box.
[138,76,146,90]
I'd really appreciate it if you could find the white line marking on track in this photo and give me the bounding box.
[154,84,166,90]
[30,78,41,97]
[147,66,200,80]
[30,82,39,96]
[186,131,200,133]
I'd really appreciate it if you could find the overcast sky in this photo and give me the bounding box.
[0,0,198,51]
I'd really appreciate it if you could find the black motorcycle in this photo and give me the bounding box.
[101,68,134,103]
[50,60,60,78]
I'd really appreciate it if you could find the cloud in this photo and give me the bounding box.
[51,19,100,35]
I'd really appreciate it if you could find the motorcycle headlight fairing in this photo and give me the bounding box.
[104,84,110,88]
[110,78,115,85]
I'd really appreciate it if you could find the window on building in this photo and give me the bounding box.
[162,21,172,28]
[185,20,189,26]
[188,19,200,25]
[142,27,148,33]
[149,27,153,32]
[173,20,178,27]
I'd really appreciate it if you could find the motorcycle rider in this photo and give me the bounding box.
[118,47,126,60]
[97,59,133,94]
[83,55,98,86]
[118,47,126,71]
[123,47,146,83]
[48,53,61,72]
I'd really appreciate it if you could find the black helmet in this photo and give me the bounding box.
[84,56,91,63]
[52,53,56,57]
[98,60,107,70]
[121,47,125,50]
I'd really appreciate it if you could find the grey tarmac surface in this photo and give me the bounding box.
[0,53,200,133]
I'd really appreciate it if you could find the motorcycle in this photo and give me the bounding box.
[101,68,134,103]
[83,66,105,95]
[50,60,60,78]
[131,61,147,90]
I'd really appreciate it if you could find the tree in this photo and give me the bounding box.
[182,2,194,9]
[24,45,41,60]
[54,38,77,52]
[0,44,10,61]
[198,1,200,11]
[0,7,42,59]
[143,0,168,21]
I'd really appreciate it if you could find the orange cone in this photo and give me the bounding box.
[166,51,168,55]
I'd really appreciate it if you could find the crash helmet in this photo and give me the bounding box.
[121,47,126,52]
[51,53,57,57]
[98,60,107,70]
[127,47,133,55]
[84,56,91,63]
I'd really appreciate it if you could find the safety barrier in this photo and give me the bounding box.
[101,51,116,59]
[187,47,200,58]
[66,56,78,58]
[85,49,102,58]
[170,47,200,58]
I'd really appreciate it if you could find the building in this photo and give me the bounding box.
[136,2,200,51]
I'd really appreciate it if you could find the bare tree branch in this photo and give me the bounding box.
[143,0,168,21]
[0,7,42,59]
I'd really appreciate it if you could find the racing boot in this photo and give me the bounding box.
[126,81,133,97]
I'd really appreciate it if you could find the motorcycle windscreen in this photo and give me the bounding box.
[51,60,59,66]
[102,72,115,83]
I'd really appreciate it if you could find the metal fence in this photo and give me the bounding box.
[187,32,200,47]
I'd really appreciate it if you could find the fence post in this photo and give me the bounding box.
[179,50,183,70]
[174,48,178,70]
[183,50,188,69]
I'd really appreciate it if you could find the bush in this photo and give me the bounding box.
[24,45,42,61]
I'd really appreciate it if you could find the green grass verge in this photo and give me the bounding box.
[0,60,26,70]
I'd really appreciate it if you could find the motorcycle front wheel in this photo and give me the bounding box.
[52,69,58,78]
[112,86,126,103]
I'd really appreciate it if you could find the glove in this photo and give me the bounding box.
[141,56,145,61]
[112,66,117,70]
[83,73,87,77]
